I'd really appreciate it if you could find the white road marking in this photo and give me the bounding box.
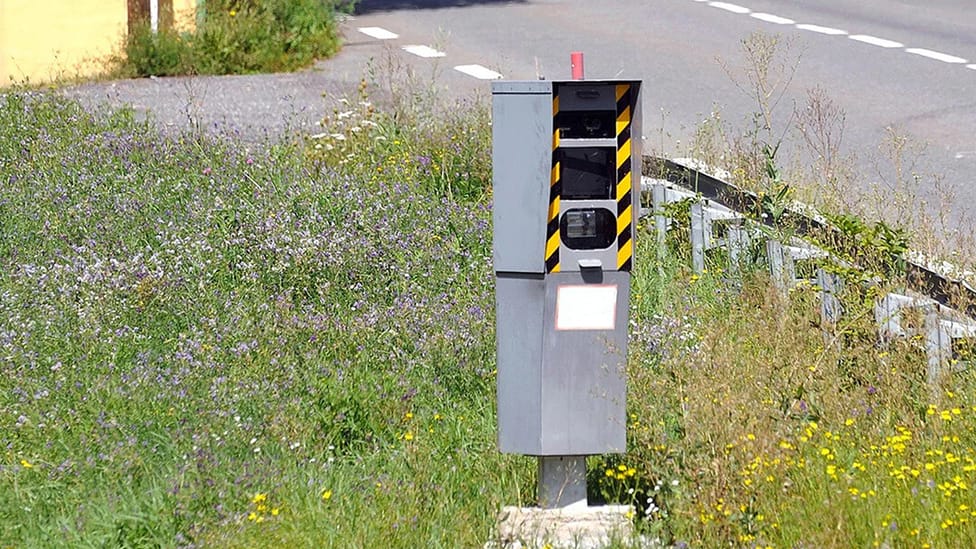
[454,64,503,80]
[795,24,848,36]
[750,13,794,25]
[694,0,974,71]
[402,45,446,58]
[708,2,750,14]
[358,27,398,40]
[905,48,967,64]
[848,34,903,48]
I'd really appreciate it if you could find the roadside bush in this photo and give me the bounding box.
[117,0,351,77]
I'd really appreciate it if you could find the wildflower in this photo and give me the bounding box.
[403,431,414,441]
[322,490,333,501]
[229,9,236,16]
[20,459,32,469]
[252,493,267,504]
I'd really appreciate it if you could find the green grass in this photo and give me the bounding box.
[3,79,976,548]
[0,90,526,547]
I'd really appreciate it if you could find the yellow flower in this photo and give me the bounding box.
[20,459,32,469]
[229,9,237,17]
[271,508,280,516]
[252,493,267,504]
[247,512,258,521]
[403,431,414,441]
[322,490,333,501]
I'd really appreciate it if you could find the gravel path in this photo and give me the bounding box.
[61,34,381,142]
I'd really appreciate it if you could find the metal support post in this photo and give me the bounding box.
[817,268,844,348]
[817,269,844,325]
[875,293,912,342]
[538,456,587,509]
[923,303,949,385]
[652,183,667,261]
[726,219,749,276]
[690,201,706,274]
[767,239,788,292]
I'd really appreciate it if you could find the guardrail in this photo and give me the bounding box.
[640,156,976,384]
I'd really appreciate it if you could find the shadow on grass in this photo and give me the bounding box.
[354,0,525,14]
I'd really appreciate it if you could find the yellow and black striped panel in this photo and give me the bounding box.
[615,83,634,271]
[546,92,561,273]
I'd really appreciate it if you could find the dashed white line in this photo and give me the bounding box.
[454,64,503,80]
[848,35,904,48]
[402,45,446,58]
[795,24,848,36]
[691,0,976,72]
[906,48,968,64]
[708,2,751,14]
[357,26,398,40]
[360,27,500,81]
[750,13,794,25]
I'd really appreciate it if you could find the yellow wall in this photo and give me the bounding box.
[0,0,198,87]
[173,0,198,33]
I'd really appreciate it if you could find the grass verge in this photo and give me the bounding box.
[3,65,976,547]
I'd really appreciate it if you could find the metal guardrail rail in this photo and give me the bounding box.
[643,156,976,319]
[640,155,976,383]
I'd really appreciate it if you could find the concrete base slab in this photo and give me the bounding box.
[490,504,635,549]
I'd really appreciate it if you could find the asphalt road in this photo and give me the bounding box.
[347,0,976,228]
[63,0,976,229]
